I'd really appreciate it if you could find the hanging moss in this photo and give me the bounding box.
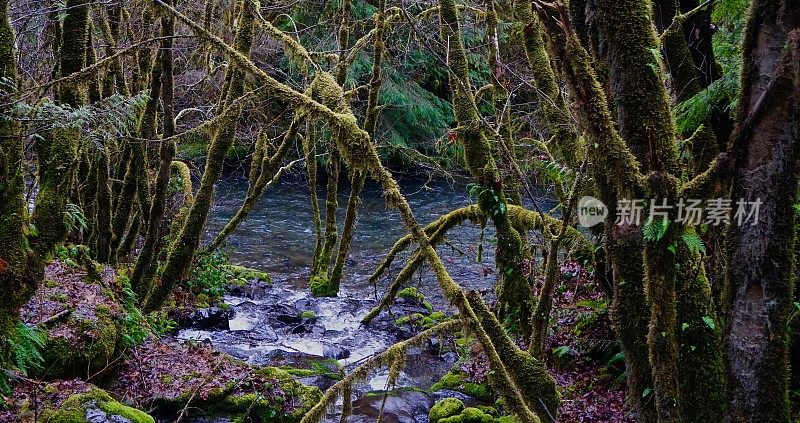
[157,6,555,419]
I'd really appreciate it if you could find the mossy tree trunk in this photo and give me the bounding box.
[310,0,354,297]
[131,0,177,298]
[724,1,799,421]
[0,0,28,362]
[438,0,533,336]
[144,0,258,313]
[1,0,80,362]
[325,0,388,295]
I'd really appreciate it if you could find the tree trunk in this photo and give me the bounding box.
[724,1,800,421]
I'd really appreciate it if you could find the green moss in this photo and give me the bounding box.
[35,313,118,380]
[398,287,425,302]
[430,371,493,402]
[432,404,498,423]
[310,273,337,297]
[429,398,465,422]
[98,401,154,423]
[256,367,323,420]
[281,367,317,377]
[39,387,154,423]
[225,264,271,284]
[301,310,316,320]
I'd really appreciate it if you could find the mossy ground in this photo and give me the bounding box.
[19,260,124,380]
[4,379,154,423]
[109,339,321,422]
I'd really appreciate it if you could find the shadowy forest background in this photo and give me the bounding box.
[1,0,799,421]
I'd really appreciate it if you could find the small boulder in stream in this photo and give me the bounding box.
[183,306,233,330]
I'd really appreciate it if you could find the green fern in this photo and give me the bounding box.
[535,158,573,188]
[681,232,707,255]
[1,323,45,402]
[643,218,670,242]
[63,203,88,233]
[12,323,44,375]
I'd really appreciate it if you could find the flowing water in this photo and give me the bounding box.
[206,173,498,301]
[178,173,509,422]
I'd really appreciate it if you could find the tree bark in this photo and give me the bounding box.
[724,1,800,421]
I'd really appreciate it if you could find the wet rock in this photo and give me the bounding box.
[227,313,256,331]
[323,344,351,360]
[396,297,433,316]
[227,280,271,298]
[248,324,278,342]
[291,323,311,334]
[185,307,232,330]
[428,337,441,353]
[86,408,134,423]
[350,389,434,423]
[275,311,302,325]
[441,352,459,365]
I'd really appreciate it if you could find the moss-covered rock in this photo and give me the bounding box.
[430,399,516,423]
[256,366,323,421]
[309,273,337,297]
[438,407,495,423]
[429,397,465,422]
[38,386,154,423]
[430,370,493,402]
[36,313,118,380]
